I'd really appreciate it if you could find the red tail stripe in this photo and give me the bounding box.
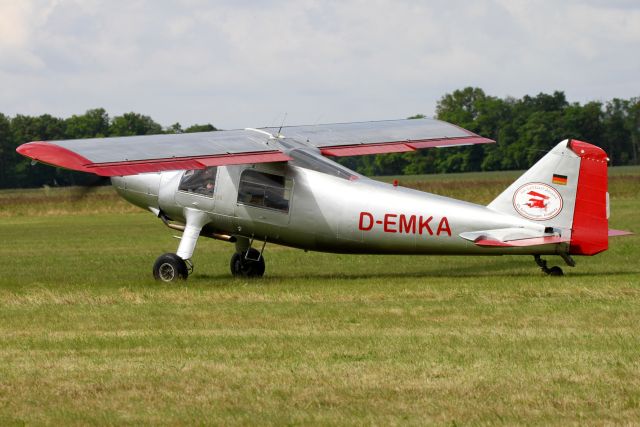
[569,140,609,255]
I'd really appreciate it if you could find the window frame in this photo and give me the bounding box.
[177,167,218,198]
[237,169,293,213]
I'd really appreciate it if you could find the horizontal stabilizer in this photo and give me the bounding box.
[471,235,569,248]
[460,227,569,248]
[608,229,634,237]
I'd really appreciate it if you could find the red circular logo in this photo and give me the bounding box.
[512,183,563,221]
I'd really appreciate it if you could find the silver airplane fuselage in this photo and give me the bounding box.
[112,159,552,258]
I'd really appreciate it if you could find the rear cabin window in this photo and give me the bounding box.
[178,167,217,197]
[237,170,292,212]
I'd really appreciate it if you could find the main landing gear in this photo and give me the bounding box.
[153,247,267,282]
[230,236,266,278]
[152,247,267,282]
[534,254,575,276]
[153,208,207,283]
[152,207,267,282]
[230,248,266,277]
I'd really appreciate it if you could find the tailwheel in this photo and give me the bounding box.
[153,253,189,282]
[534,255,564,276]
[547,266,564,276]
[230,248,266,278]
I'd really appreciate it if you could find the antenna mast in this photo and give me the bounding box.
[277,113,287,138]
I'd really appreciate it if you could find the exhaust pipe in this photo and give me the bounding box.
[158,211,236,242]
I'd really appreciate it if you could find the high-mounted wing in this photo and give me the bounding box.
[16,118,493,176]
[264,119,492,156]
[16,129,291,176]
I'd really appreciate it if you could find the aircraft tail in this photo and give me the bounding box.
[487,140,609,255]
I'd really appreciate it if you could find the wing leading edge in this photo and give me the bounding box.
[17,140,292,177]
[16,118,494,177]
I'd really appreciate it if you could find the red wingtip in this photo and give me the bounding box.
[16,141,95,174]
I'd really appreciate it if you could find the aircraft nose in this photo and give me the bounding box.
[111,173,161,211]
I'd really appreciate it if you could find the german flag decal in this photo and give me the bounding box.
[552,174,568,185]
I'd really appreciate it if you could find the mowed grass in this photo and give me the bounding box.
[0,168,638,425]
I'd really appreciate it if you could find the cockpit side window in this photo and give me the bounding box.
[178,167,218,197]
[237,169,292,212]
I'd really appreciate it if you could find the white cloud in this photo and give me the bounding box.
[0,1,44,70]
[0,1,31,48]
[0,0,638,128]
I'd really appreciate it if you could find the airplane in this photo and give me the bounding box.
[16,118,630,282]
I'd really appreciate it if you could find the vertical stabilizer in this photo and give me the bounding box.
[487,140,609,255]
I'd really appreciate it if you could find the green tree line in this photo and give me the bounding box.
[0,109,216,188]
[338,88,639,175]
[1,89,638,189]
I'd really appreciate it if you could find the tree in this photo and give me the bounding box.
[561,101,603,144]
[520,91,568,113]
[602,99,631,165]
[166,122,184,134]
[435,87,487,131]
[110,112,163,136]
[0,113,14,188]
[64,108,110,139]
[185,123,217,133]
[628,97,640,164]
[10,114,67,187]
[167,123,217,134]
[11,114,66,143]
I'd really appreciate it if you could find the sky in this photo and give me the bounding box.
[1,0,639,129]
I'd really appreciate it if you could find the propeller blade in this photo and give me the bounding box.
[71,176,110,201]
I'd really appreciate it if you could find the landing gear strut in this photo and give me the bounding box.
[534,255,564,276]
[152,208,207,282]
[230,248,266,277]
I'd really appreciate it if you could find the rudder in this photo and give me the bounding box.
[487,140,609,255]
[567,140,609,255]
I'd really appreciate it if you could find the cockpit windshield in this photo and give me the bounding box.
[287,149,359,180]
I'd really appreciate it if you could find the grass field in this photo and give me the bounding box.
[0,167,638,425]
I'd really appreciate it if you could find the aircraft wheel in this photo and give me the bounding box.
[153,253,189,282]
[230,248,265,277]
[547,266,564,276]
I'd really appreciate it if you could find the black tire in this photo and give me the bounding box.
[230,248,266,277]
[548,266,564,276]
[153,253,188,282]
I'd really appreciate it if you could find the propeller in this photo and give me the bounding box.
[70,175,111,201]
